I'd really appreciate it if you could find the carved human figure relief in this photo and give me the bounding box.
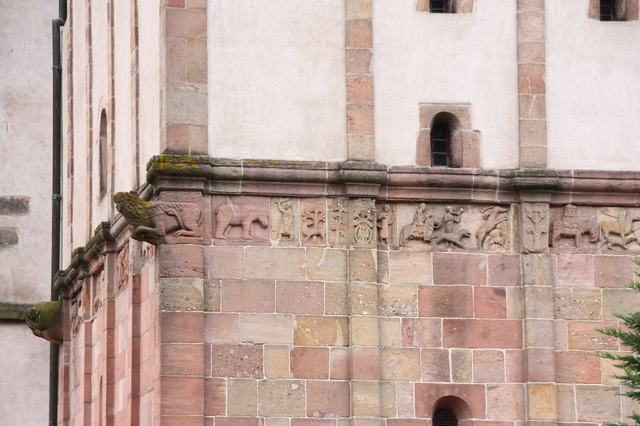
[476,206,509,250]
[377,204,393,247]
[301,207,326,244]
[522,203,549,253]
[400,204,472,249]
[214,198,269,240]
[600,208,640,250]
[273,198,294,240]
[551,204,599,248]
[113,192,202,244]
[351,199,376,246]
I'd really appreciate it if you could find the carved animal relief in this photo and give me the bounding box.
[600,208,640,250]
[522,203,549,253]
[113,192,202,244]
[551,205,599,249]
[400,204,472,249]
[301,207,326,244]
[476,206,509,250]
[215,199,269,240]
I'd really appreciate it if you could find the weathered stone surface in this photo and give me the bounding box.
[380,348,421,381]
[351,283,378,315]
[527,383,557,420]
[415,384,485,418]
[575,385,620,422]
[522,254,555,286]
[352,347,380,380]
[432,253,487,285]
[160,278,204,311]
[451,349,472,383]
[351,315,379,346]
[291,347,329,379]
[258,380,306,417]
[221,280,275,313]
[568,321,617,350]
[203,279,220,311]
[488,255,521,286]
[402,318,441,347]
[388,251,431,284]
[349,249,377,282]
[379,285,417,317]
[307,381,351,418]
[264,345,289,379]
[227,379,258,416]
[307,248,348,281]
[421,348,450,382]
[379,318,402,347]
[159,244,204,278]
[524,286,553,318]
[418,285,472,318]
[210,344,263,378]
[474,287,507,318]
[444,319,522,349]
[276,281,324,314]
[473,350,505,383]
[603,288,640,320]
[486,384,525,420]
[554,289,601,320]
[245,247,306,280]
[556,384,576,422]
[204,378,226,416]
[325,283,348,315]
[352,381,380,417]
[595,255,634,288]
[204,246,244,279]
[294,315,349,346]
[557,255,595,287]
[239,314,292,345]
[205,313,238,344]
[526,348,555,382]
[555,351,600,384]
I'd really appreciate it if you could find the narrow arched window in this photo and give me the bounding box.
[431,118,451,167]
[433,408,458,426]
[431,0,455,13]
[600,0,630,20]
[98,110,108,198]
[601,0,615,20]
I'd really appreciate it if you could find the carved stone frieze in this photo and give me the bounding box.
[300,199,326,246]
[71,298,83,336]
[114,191,203,245]
[477,206,509,251]
[599,208,640,250]
[213,197,269,240]
[521,203,549,254]
[351,198,377,248]
[400,204,474,250]
[550,205,599,252]
[377,204,394,248]
[328,198,349,247]
[271,198,298,246]
[117,243,129,291]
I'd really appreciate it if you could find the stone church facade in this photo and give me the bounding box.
[41,0,640,424]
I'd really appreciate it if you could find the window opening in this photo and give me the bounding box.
[431,0,454,13]
[431,120,451,167]
[433,409,458,426]
[601,0,615,20]
[98,110,108,198]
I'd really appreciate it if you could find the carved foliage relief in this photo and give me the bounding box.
[521,203,549,254]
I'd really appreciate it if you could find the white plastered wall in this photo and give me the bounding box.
[374,0,519,168]
[546,0,640,170]
[0,0,55,424]
[208,0,347,161]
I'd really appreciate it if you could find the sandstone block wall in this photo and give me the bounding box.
[56,177,640,424]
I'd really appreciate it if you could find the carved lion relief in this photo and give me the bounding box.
[113,192,202,245]
[550,205,599,251]
[214,199,269,240]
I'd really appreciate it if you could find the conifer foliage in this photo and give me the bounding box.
[600,281,640,426]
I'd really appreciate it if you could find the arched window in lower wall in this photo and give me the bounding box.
[433,408,458,426]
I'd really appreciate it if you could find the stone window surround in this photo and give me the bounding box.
[416,0,474,14]
[588,0,639,20]
[416,103,481,168]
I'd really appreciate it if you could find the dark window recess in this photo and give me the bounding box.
[431,121,451,167]
[433,409,458,426]
[431,0,454,13]
[601,0,614,20]
[99,110,108,197]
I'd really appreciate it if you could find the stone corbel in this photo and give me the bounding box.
[24,300,63,344]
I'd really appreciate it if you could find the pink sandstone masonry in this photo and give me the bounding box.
[52,160,640,425]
